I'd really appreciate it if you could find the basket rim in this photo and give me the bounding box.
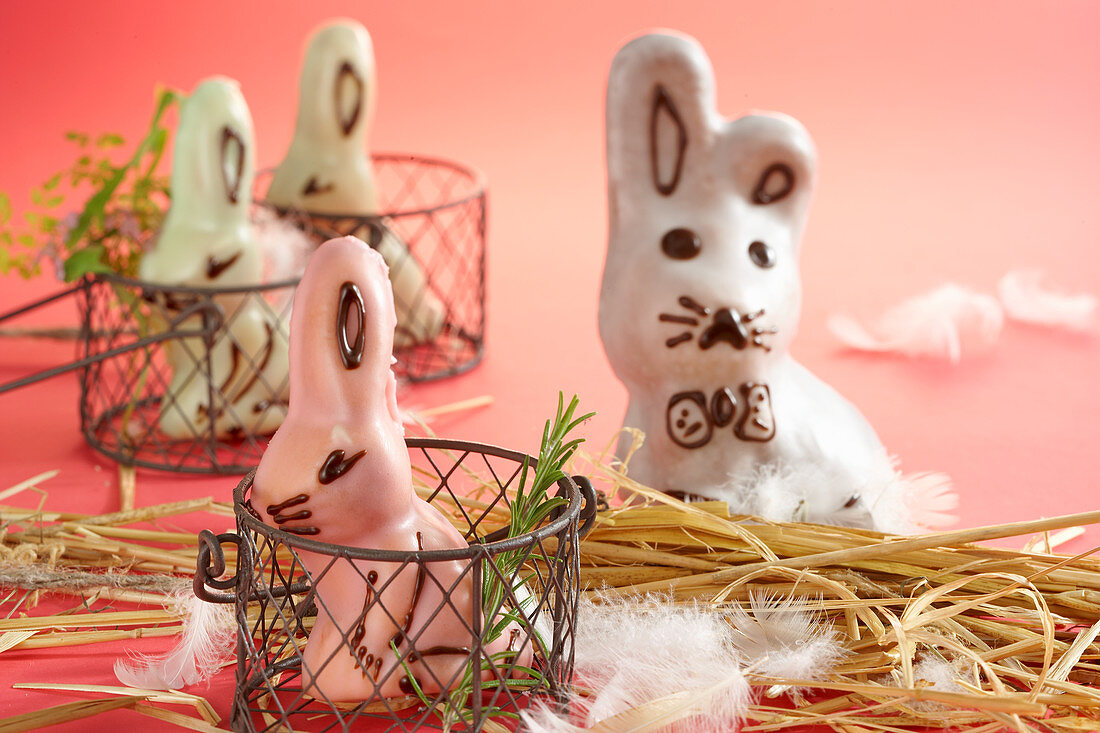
[85,270,301,295]
[257,151,487,221]
[234,437,583,561]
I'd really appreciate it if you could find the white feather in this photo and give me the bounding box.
[828,284,1004,363]
[896,654,978,712]
[523,592,750,733]
[114,589,235,690]
[728,591,845,700]
[728,449,956,534]
[998,269,1097,332]
[252,206,314,284]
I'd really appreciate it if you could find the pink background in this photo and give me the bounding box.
[1,1,1098,729]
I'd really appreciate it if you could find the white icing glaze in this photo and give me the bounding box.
[266,20,445,348]
[598,32,886,525]
[142,77,289,440]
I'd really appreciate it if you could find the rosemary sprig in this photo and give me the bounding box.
[401,393,593,731]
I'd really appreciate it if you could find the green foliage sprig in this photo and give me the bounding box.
[0,88,179,281]
[402,393,594,730]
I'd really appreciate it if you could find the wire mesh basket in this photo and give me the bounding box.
[267,154,486,382]
[195,438,597,732]
[0,272,296,474]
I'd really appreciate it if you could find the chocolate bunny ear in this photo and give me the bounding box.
[607,32,716,205]
[287,235,397,421]
[142,77,259,287]
[296,21,377,145]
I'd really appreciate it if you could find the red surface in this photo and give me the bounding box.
[1,1,1098,730]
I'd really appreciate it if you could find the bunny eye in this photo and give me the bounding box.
[220,126,245,204]
[661,228,701,260]
[748,241,775,269]
[337,282,366,369]
[335,61,364,137]
[752,163,795,205]
[843,494,861,509]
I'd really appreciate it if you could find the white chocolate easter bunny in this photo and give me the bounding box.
[140,77,289,439]
[252,236,526,702]
[266,20,446,349]
[599,32,888,527]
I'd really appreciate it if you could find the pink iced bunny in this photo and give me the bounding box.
[253,236,524,702]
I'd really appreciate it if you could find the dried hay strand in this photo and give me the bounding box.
[0,471,235,731]
[4,419,1100,732]
[562,432,1100,732]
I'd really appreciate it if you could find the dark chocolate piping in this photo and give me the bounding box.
[335,60,364,137]
[318,449,367,485]
[336,282,366,370]
[302,176,335,197]
[678,296,710,317]
[206,250,242,280]
[649,84,688,196]
[665,333,692,348]
[752,163,795,205]
[219,126,246,204]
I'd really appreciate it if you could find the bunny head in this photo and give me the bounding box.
[286,235,399,427]
[266,20,378,214]
[253,236,408,544]
[294,20,375,150]
[141,76,260,289]
[599,32,816,388]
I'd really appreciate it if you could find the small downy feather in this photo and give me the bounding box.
[728,446,956,534]
[827,284,1003,363]
[252,206,315,284]
[894,653,979,712]
[522,592,750,733]
[997,270,1097,332]
[114,589,235,690]
[728,591,846,701]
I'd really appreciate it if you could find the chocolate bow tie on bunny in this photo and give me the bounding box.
[266,20,446,349]
[598,32,909,530]
[139,77,289,440]
[252,236,528,703]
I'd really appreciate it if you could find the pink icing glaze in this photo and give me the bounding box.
[252,236,528,703]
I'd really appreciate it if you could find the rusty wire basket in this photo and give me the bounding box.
[0,272,296,473]
[267,154,486,382]
[196,438,597,732]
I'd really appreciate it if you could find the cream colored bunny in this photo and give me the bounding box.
[599,32,891,528]
[140,77,289,439]
[267,20,445,349]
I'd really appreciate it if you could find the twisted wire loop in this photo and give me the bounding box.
[573,475,599,538]
[194,529,248,603]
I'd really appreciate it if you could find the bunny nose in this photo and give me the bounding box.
[699,307,750,350]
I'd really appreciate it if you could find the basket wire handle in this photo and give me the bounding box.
[194,529,248,604]
[0,277,224,395]
[572,475,599,538]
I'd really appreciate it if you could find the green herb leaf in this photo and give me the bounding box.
[96,133,125,148]
[42,173,62,191]
[0,193,10,224]
[63,245,113,282]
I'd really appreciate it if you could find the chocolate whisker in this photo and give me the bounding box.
[665,333,693,348]
[741,309,765,322]
[273,510,313,524]
[677,296,710,317]
[282,526,321,536]
[659,314,699,326]
[267,494,310,516]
